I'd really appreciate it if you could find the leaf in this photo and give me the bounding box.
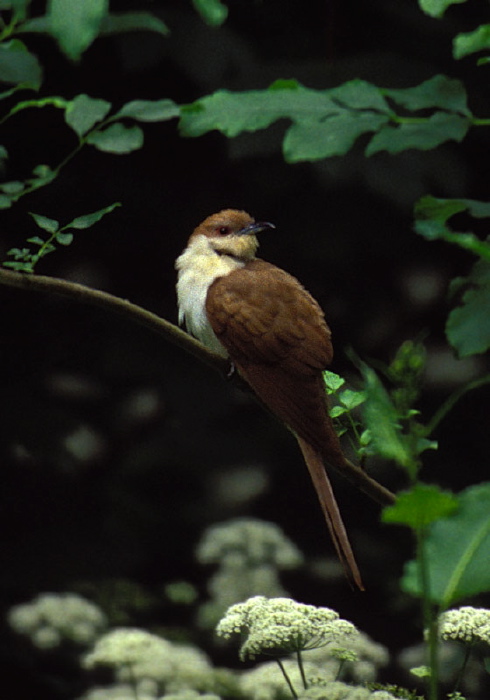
[85,123,144,153]
[454,24,490,60]
[284,111,389,161]
[446,260,490,356]
[323,370,346,393]
[330,80,392,112]
[99,11,169,36]
[414,195,490,260]
[359,362,415,473]
[65,94,112,137]
[366,113,470,156]
[47,0,109,61]
[402,482,490,606]
[0,39,42,89]
[192,0,228,26]
[339,389,366,410]
[0,180,24,194]
[418,0,468,19]
[55,232,73,246]
[65,202,121,229]
[382,483,459,530]
[115,99,179,122]
[383,75,470,114]
[29,212,59,233]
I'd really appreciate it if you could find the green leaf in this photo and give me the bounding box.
[65,202,121,229]
[383,75,470,114]
[0,39,42,89]
[99,11,169,37]
[330,80,392,112]
[65,94,112,137]
[29,212,59,233]
[3,260,34,272]
[359,362,415,473]
[453,24,490,60]
[414,196,490,259]
[330,406,348,418]
[284,111,389,161]
[26,236,46,246]
[0,194,12,209]
[55,232,73,246]
[446,260,490,356]
[323,370,346,393]
[339,389,366,410]
[0,180,24,194]
[402,482,490,606]
[47,0,109,61]
[366,113,469,156]
[418,0,468,19]
[115,99,179,122]
[192,0,228,26]
[85,123,144,153]
[382,483,459,530]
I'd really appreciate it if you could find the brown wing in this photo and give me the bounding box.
[206,260,344,461]
[206,259,333,372]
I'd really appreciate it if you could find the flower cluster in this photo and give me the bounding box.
[8,592,107,649]
[84,628,214,692]
[196,519,303,628]
[438,606,490,645]
[216,596,358,660]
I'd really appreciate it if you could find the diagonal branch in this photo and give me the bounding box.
[0,267,396,505]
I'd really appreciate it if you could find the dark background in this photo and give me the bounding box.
[1,0,489,697]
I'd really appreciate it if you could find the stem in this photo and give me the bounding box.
[276,658,298,699]
[417,526,439,700]
[453,643,472,694]
[426,374,490,436]
[296,650,308,689]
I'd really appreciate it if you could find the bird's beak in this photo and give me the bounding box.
[237,221,276,236]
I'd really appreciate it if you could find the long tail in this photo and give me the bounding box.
[296,436,364,591]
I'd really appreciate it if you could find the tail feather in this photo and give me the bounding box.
[297,436,364,591]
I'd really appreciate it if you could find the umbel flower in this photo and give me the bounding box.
[438,606,490,645]
[216,596,358,661]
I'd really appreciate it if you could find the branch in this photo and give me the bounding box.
[0,267,229,374]
[0,266,396,505]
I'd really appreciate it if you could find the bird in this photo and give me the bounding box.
[176,209,393,590]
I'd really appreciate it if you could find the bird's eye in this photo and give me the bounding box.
[217,226,230,236]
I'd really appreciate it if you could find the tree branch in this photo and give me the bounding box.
[0,266,396,505]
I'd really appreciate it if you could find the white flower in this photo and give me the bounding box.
[196,519,303,569]
[84,628,213,691]
[216,596,358,660]
[8,593,106,649]
[438,607,490,645]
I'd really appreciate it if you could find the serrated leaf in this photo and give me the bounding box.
[55,232,73,246]
[65,202,121,230]
[446,259,490,356]
[330,79,391,113]
[454,24,490,60]
[115,99,179,122]
[0,39,42,89]
[323,370,346,393]
[366,112,469,156]
[382,483,458,529]
[402,482,490,606]
[86,123,144,153]
[29,212,59,233]
[418,0,468,19]
[383,75,470,114]
[65,94,112,137]
[360,362,415,473]
[192,0,228,26]
[99,11,169,36]
[47,0,109,61]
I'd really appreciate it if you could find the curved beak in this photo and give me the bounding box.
[237,221,276,236]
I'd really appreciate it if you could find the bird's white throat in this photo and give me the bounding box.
[175,234,245,357]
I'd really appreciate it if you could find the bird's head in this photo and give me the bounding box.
[189,209,275,261]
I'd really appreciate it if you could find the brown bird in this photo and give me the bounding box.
[176,209,392,590]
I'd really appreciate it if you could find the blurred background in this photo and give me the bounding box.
[0,0,489,697]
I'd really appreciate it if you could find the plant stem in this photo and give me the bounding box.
[417,526,439,700]
[296,650,308,689]
[453,643,472,694]
[276,658,298,699]
[426,374,490,436]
